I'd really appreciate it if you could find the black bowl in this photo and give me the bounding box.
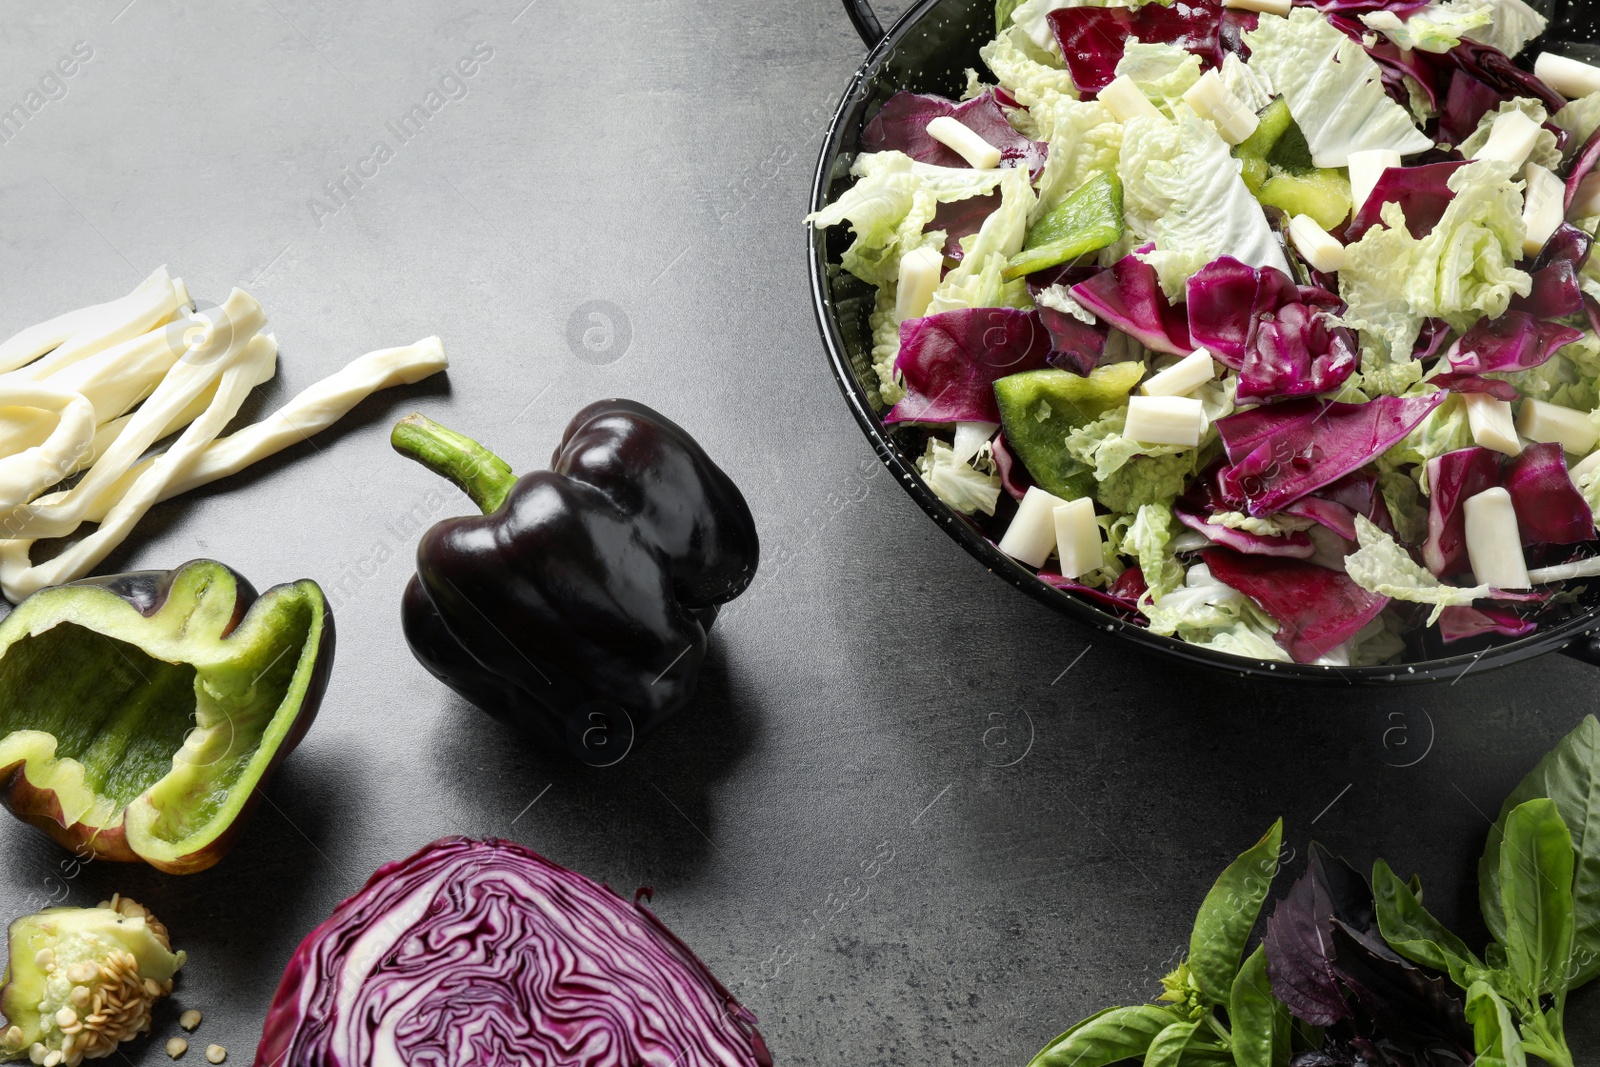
[809,0,1600,684]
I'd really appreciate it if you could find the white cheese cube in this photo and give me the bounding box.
[1142,349,1217,398]
[998,486,1069,568]
[1469,110,1544,168]
[1522,163,1566,257]
[1516,399,1598,455]
[1571,449,1600,491]
[1347,150,1402,214]
[1570,173,1600,222]
[925,116,1003,170]
[1536,53,1600,102]
[1464,393,1523,457]
[1099,76,1165,124]
[1223,0,1291,13]
[1053,497,1103,580]
[1288,214,1348,273]
[1125,395,1205,448]
[1182,70,1260,145]
[1464,487,1531,590]
[895,246,944,323]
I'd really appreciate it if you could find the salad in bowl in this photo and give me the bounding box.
[808,0,1600,668]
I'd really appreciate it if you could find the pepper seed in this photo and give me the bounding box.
[165,1038,187,1059]
[179,1010,201,1031]
[205,1045,225,1064]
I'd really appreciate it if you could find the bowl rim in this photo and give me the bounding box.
[806,0,1600,685]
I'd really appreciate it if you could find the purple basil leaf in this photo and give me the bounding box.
[1202,549,1389,663]
[931,193,1001,263]
[1438,604,1537,642]
[1504,442,1597,547]
[1176,503,1317,558]
[1218,395,1446,516]
[1450,39,1565,114]
[1265,848,1372,1027]
[862,91,1048,176]
[1346,162,1466,243]
[888,309,1053,425]
[1325,922,1476,1058]
[1187,258,1356,402]
[1070,254,1194,356]
[1448,310,1584,375]
[1049,0,1224,95]
[1424,447,1502,577]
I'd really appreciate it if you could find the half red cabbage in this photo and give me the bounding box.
[253,837,772,1067]
[1202,549,1389,663]
[1069,255,1193,357]
[888,308,1054,425]
[1217,395,1445,516]
[1446,310,1583,375]
[1186,258,1357,401]
[1048,0,1228,95]
[861,91,1047,176]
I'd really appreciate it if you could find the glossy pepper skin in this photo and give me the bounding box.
[0,560,333,874]
[393,400,759,762]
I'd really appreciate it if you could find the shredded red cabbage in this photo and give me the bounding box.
[253,837,772,1067]
[1202,548,1390,663]
[1048,0,1228,95]
[862,91,1047,176]
[1069,255,1193,357]
[888,308,1054,425]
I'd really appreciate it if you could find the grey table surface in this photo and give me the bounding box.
[0,1,1594,1063]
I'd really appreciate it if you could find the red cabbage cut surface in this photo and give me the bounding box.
[253,837,772,1067]
[1346,162,1466,243]
[861,91,1047,176]
[1069,255,1193,356]
[1175,503,1316,558]
[1438,604,1536,643]
[1424,447,1501,578]
[1202,548,1390,663]
[1447,310,1583,375]
[1048,0,1225,95]
[1504,443,1596,547]
[1186,258,1356,401]
[1218,395,1445,516]
[888,308,1053,425]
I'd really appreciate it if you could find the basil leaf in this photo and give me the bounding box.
[1498,798,1577,999]
[1144,1020,1200,1067]
[1480,715,1600,986]
[1228,946,1288,1067]
[1371,859,1485,987]
[1189,820,1284,1004]
[1028,1005,1181,1067]
[1464,980,1527,1067]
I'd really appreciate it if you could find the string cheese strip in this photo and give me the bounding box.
[0,334,278,600]
[0,384,96,510]
[0,268,187,376]
[77,337,448,524]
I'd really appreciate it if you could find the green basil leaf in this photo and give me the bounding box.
[1028,1005,1182,1067]
[1464,980,1527,1067]
[1372,859,1485,987]
[1188,820,1284,1003]
[1498,798,1577,999]
[1145,1020,1200,1067]
[1228,946,1288,1067]
[1480,715,1600,986]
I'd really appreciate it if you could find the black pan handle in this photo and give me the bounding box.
[1560,633,1600,668]
[843,0,886,48]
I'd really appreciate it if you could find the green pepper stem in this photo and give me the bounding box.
[391,414,518,515]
